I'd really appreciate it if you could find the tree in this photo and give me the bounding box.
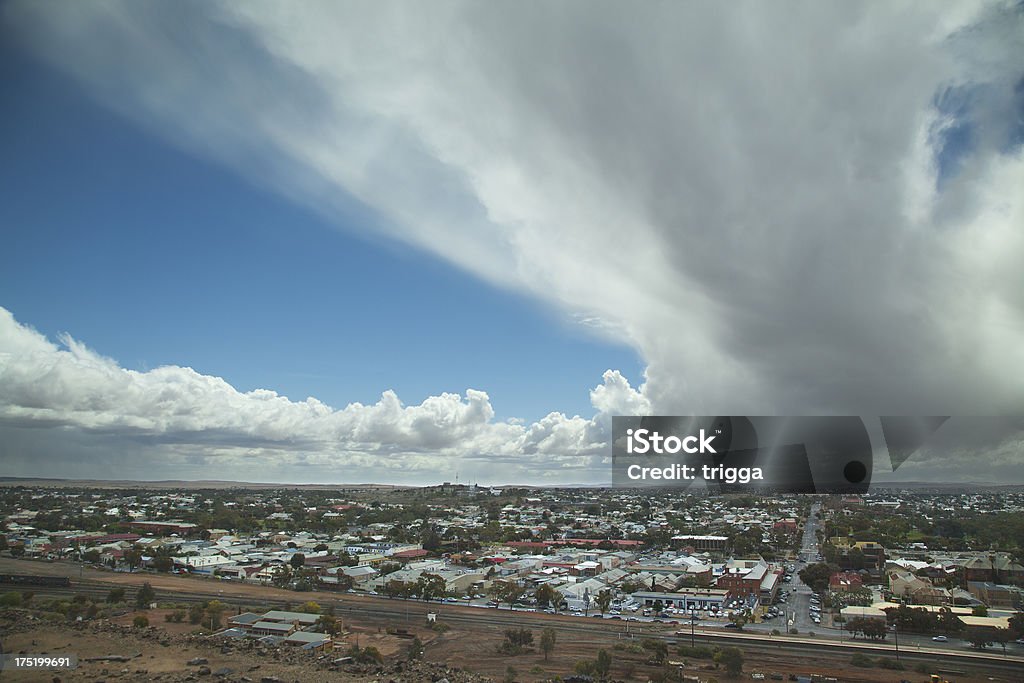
[152,554,174,573]
[992,627,1013,654]
[290,552,306,569]
[846,617,887,641]
[421,524,443,552]
[540,627,556,661]
[416,573,447,602]
[316,614,341,635]
[383,579,410,599]
[123,548,143,571]
[407,636,424,660]
[715,646,744,677]
[135,582,156,609]
[347,644,383,665]
[489,580,524,609]
[640,638,667,664]
[1009,611,1024,638]
[132,614,149,628]
[204,600,227,630]
[964,626,993,650]
[798,562,840,592]
[106,587,125,604]
[595,648,612,679]
[534,584,559,608]
[300,600,322,614]
[595,589,613,616]
[729,612,748,630]
[498,628,534,655]
[271,564,292,588]
[972,604,988,617]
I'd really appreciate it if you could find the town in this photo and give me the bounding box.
[2,483,1023,682]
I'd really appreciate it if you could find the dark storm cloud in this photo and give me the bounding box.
[2,1,1023,483]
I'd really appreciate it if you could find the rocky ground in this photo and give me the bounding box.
[0,610,492,683]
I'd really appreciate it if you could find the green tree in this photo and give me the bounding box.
[316,614,341,635]
[640,638,667,664]
[123,548,143,571]
[498,627,534,655]
[151,554,174,572]
[534,584,559,608]
[972,604,988,617]
[290,552,306,569]
[271,564,292,587]
[416,573,447,602]
[133,614,149,628]
[540,627,556,660]
[188,603,205,624]
[489,580,524,609]
[992,627,1013,654]
[595,588,613,616]
[106,587,125,603]
[135,582,156,609]
[204,599,227,629]
[715,646,744,677]
[595,648,612,679]
[798,562,840,592]
[965,626,993,650]
[407,636,424,660]
[1009,611,1024,637]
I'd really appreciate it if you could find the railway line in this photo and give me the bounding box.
[7,573,1023,678]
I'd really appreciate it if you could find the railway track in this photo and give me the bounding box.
[9,576,1024,677]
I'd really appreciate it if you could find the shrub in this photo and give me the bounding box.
[850,653,874,667]
[0,592,22,607]
[877,658,904,670]
[133,615,149,628]
[677,645,715,659]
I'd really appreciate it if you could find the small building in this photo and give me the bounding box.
[632,589,730,612]
[228,612,263,630]
[251,621,296,637]
[260,610,320,628]
[830,571,864,593]
[284,631,333,651]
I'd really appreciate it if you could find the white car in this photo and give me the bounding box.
[931,635,948,642]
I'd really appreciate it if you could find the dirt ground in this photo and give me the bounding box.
[1,558,1018,683]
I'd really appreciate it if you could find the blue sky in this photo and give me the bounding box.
[0,37,641,425]
[1,2,1022,485]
